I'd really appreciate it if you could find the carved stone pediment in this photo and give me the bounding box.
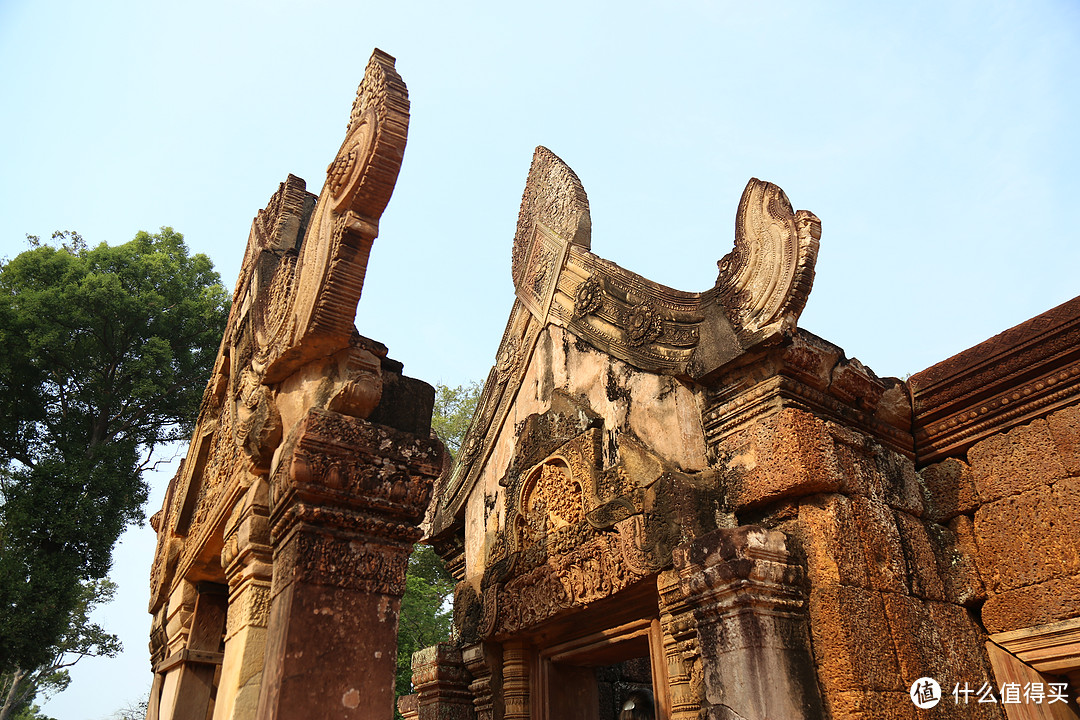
[430,148,822,536]
[149,48,418,615]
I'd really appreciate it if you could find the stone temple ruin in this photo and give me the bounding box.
[147,50,1080,720]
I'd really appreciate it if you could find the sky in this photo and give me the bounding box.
[1,1,1078,717]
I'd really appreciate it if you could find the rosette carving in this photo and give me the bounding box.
[572,276,603,318]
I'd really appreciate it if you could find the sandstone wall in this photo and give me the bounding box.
[921,404,1080,636]
[715,407,1004,719]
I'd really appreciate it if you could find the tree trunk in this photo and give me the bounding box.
[0,667,27,720]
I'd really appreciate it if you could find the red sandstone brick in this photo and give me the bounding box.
[968,418,1066,502]
[724,409,843,509]
[1048,404,1080,477]
[919,458,978,523]
[851,496,909,594]
[793,494,870,589]
[893,511,945,601]
[973,481,1080,593]
[808,585,903,693]
[981,573,1080,634]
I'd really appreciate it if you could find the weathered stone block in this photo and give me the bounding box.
[808,585,903,693]
[968,418,1066,502]
[919,457,978,523]
[824,691,916,720]
[981,573,1080,634]
[893,511,945,601]
[926,602,996,695]
[793,494,870,589]
[722,409,842,509]
[973,479,1080,593]
[828,423,923,515]
[926,517,985,607]
[1048,404,1080,477]
[850,496,909,594]
[876,448,925,517]
[881,594,944,685]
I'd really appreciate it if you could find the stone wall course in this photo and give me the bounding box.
[968,418,1067,503]
[919,457,978,523]
[981,573,1080,634]
[973,478,1080,594]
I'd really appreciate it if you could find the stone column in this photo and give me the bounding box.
[412,643,475,720]
[502,641,530,720]
[657,570,702,720]
[213,479,273,720]
[462,641,502,720]
[255,407,442,720]
[155,582,228,720]
[672,526,824,720]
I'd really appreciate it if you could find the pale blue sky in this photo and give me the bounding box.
[1,1,1078,717]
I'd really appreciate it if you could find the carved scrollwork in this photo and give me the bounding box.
[716,178,820,335]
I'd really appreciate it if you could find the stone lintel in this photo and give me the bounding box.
[991,617,1080,677]
[910,294,1080,465]
[704,329,914,458]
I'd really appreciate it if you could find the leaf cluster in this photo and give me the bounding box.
[0,229,229,676]
[430,381,482,458]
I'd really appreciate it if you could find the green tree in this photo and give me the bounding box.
[394,381,481,714]
[0,580,120,720]
[0,230,229,695]
[430,381,482,457]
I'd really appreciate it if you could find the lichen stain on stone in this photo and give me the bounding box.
[377,595,390,622]
[342,689,360,708]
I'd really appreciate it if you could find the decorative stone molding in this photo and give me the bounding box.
[671,526,824,720]
[462,642,502,720]
[704,328,914,458]
[411,644,475,720]
[909,294,1080,465]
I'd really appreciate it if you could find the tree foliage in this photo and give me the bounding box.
[0,580,119,720]
[0,229,229,680]
[430,381,482,458]
[394,381,482,713]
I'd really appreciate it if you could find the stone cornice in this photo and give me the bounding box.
[909,295,1080,465]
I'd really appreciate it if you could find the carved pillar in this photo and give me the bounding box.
[462,641,502,720]
[672,526,823,720]
[255,407,441,720]
[657,570,702,720]
[502,641,530,720]
[212,479,273,720]
[156,582,228,720]
[412,643,475,720]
